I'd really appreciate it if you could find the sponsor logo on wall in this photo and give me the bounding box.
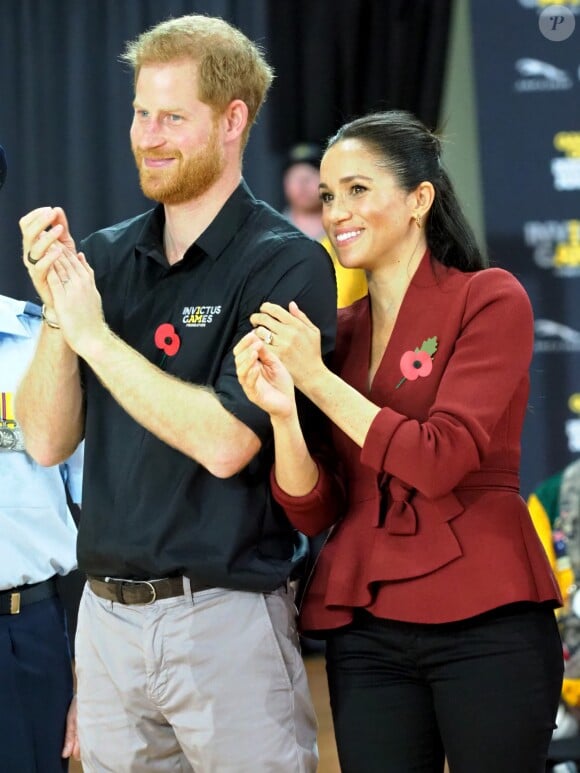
[565,419,580,453]
[523,219,580,273]
[514,58,573,91]
[534,319,580,352]
[517,0,580,12]
[566,394,580,453]
[551,131,580,190]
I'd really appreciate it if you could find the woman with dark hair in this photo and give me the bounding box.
[234,110,563,772]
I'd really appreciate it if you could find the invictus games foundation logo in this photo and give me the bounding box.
[524,219,580,274]
[552,132,580,191]
[182,305,222,328]
[535,319,580,352]
[514,58,573,91]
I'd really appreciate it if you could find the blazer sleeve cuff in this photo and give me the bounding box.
[270,461,343,535]
[360,407,407,474]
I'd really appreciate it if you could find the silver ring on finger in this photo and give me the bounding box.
[264,330,274,345]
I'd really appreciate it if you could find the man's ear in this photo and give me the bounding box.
[222,99,248,143]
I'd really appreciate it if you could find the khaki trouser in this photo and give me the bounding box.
[75,580,318,772]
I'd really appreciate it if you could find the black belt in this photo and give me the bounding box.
[88,576,213,605]
[0,577,58,615]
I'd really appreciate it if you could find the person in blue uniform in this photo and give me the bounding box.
[0,292,83,772]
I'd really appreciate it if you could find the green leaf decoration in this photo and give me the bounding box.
[419,336,438,356]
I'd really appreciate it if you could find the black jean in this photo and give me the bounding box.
[325,602,564,773]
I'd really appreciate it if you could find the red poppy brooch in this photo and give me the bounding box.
[154,323,181,368]
[396,336,438,389]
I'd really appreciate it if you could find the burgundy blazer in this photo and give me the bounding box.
[273,252,561,632]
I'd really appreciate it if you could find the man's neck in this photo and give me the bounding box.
[163,169,242,265]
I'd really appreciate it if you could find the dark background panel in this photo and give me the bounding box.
[0,0,450,300]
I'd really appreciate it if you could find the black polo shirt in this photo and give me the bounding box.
[77,179,337,591]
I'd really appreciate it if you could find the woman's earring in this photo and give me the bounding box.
[414,212,423,229]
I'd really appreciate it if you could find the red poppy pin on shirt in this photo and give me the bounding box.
[155,323,181,368]
[396,336,438,389]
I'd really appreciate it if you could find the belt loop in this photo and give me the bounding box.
[182,576,194,606]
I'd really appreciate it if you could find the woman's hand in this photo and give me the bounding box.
[47,249,107,356]
[249,301,325,390]
[234,331,296,419]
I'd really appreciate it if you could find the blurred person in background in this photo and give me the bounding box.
[283,142,367,308]
[529,460,580,770]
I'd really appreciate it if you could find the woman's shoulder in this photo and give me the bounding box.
[444,265,534,342]
[463,266,532,316]
[465,264,529,294]
[433,258,527,293]
[433,261,532,316]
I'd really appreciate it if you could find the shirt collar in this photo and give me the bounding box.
[196,179,256,259]
[134,179,257,266]
[0,295,40,338]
